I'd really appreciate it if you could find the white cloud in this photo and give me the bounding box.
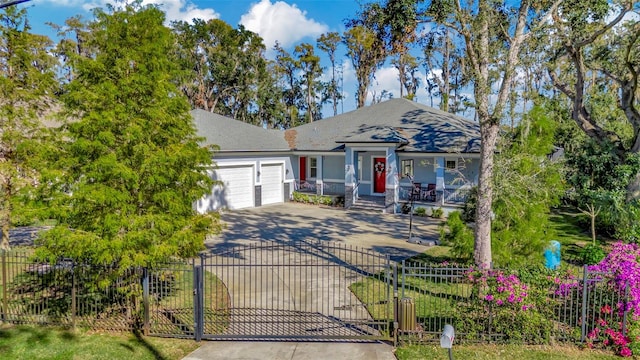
[40,0,218,24]
[367,66,401,103]
[240,0,328,49]
[367,66,440,107]
[143,0,219,23]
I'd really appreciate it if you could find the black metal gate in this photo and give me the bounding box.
[195,241,393,341]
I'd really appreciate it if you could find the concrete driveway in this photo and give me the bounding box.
[205,202,441,261]
[185,203,440,360]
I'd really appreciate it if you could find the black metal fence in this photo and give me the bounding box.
[0,247,630,345]
[395,261,630,344]
[1,250,141,330]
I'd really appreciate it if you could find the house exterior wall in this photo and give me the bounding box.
[444,157,479,188]
[197,154,293,212]
[354,151,388,196]
[322,155,345,182]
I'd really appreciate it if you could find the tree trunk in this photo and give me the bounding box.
[1,180,11,251]
[627,171,640,203]
[474,121,498,268]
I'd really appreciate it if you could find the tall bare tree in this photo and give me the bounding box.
[427,0,559,267]
[317,32,342,116]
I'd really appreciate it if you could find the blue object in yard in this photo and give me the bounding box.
[544,240,561,270]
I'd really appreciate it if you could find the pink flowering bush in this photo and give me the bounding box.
[589,242,640,319]
[586,242,640,357]
[586,306,632,357]
[457,267,554,343]
[467,269,533,309]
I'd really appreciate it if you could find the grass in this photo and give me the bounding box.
[147,264,230,336]
[549,207,592,245]
[395,344,620,360]
[0,325,199,360]
[1,255,230,337]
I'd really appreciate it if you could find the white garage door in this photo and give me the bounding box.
[209,165,254,210]
[261,164,283,206]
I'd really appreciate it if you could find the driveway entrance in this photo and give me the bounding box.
[205,202,439,260]
[145,204,439,341]
[201,241,392,340]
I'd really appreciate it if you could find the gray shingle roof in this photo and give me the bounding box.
[286,98,480,153]
[192,98,480,154]
[191,109,290,151]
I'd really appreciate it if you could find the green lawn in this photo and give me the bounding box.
[0,325,199,360]
[396,344,620,360]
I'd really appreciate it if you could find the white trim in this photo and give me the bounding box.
[359,180,372,185]
[349,146,391,152]
[445,158,458,170]
[322,178,344,183]
[294,151,344,156]
[398,152,481,159]
[309,156,318,178]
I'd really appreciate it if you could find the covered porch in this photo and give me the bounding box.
[292,150,479,213]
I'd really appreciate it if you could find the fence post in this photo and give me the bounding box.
[393,262,399,347]
[71,261,76,328]
[1,250,6,323]
[142,268,150,336]
[401,260,406,299]
[580,265,588,342]
[193,262,204,342]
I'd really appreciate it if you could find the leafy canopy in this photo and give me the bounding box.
[37,3,220,268]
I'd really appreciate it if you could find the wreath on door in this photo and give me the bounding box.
[374,161,385,174]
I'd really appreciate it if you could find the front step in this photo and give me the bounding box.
[349,196,385,213]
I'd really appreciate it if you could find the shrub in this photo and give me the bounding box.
[431,207,444,218]
[440,211,474,261]
[580,243,605,265]
[628,321,640,357]
[589,242,640,318]
[455,268,554,343]
[414,207,426,217]
[291,191,336,206]
[462,186,478,223]
[585,305,632,357]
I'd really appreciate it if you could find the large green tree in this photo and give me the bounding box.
[343,25,386,108]
[545,0,640,203]
[427,0,557,268]
[491,106,565,266]
[172,19,271,125]
[294,43,323,123]
[0,7,57,250]
[38,3,219,268]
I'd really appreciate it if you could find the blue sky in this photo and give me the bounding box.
[22,0,445,115]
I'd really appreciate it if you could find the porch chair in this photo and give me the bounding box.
[422,183,437,202]
[411,182,421,201]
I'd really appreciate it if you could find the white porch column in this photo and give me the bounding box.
[316,156,324,196]
[436,156,445,205]
[344,147,356,208]
[385,147,399,214]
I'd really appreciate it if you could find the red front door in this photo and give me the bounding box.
[300,157,306,182]
[373,157,386,193]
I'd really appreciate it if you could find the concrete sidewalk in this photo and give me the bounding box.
[182,341,396,360]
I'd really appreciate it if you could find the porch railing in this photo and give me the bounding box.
[294,180,344,195]
[399,186,472,205]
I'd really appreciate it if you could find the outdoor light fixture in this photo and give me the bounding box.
[440,324,455,360]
